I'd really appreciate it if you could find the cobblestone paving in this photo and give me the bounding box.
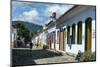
[12,46,76,66]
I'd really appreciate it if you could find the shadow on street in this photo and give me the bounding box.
[11,48,62,66]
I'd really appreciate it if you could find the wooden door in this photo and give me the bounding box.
[85,18,92,51]
[59,31,63,50]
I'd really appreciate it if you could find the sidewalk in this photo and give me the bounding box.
[34,53,76,64]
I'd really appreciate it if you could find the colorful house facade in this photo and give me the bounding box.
[45,5,96,55]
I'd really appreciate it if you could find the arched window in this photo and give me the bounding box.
[77,21,82,44]
[72,24,76,44]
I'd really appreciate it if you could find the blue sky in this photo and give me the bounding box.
[12,1,74,26]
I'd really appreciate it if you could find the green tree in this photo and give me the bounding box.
[16,23,31,44]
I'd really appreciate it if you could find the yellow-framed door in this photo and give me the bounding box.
[85,18,92,52]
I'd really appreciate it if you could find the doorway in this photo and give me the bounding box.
[85,17,92,51]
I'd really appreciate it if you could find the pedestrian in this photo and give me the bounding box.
[17,37,22,48]
[30,42,33,49]
[75,50,82,62]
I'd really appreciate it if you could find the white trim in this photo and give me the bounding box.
[75,24,77,44]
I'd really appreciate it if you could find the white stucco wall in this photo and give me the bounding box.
[56,29,60,50]
[35,36,38,44]
[56,6,96,54]
[43,32,47,45]
[92,20,96,52]
[45,6,95,55]
[12,32,14,43]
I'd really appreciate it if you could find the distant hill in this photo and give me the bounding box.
[12,21,43,33]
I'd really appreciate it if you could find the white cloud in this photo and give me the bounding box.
[13,9,41,24]
[45,4,74,19]
[12,1,43,25]
[44,4,74,24]
[12,2,74,26]
[22,9,39,21]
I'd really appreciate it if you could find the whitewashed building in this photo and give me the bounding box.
[33,28,48,47]
[45,5,96,55]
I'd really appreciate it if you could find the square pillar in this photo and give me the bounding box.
[82,23,85,52]
[75,24,78,44]
[92,20,96,52]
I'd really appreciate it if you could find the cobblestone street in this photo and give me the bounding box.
[12,46,76,66]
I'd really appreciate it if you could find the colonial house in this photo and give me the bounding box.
[32,28,48,47]
[45,5,96,55]
[11,24,25,48]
